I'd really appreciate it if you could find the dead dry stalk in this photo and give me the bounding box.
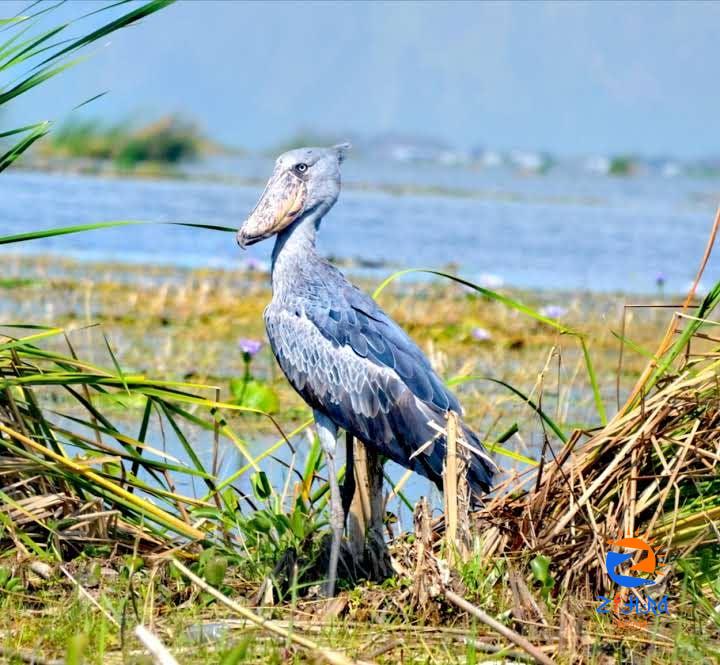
[443,588,556,665]
[347,438,392,581]
[133,625,179,665]
[442,411,471,561]
[463,206,720,601]
[443,411,459,555]
[171,559,366,665]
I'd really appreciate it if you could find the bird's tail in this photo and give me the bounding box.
[399,405,497,500]
[461,424,497,498]
[411,420,497,499]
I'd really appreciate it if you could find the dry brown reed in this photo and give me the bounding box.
[468,207,720,598]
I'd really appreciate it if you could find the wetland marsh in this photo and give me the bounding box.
[4,1,720,662]
[3,155,717,662]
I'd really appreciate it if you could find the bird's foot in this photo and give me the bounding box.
[316,531,359,597]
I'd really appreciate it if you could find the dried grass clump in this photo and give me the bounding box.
[474,356,720,595]
[471,214,720,597]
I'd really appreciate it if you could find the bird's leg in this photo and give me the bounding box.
[314,411,342,597]
[340,432,356,528]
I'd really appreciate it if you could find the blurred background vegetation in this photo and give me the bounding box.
[40,115,217,167]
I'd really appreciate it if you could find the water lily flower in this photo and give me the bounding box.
[540,305,568,320]
[471,327,492,341]
[239,338,263,357]
[478,273,504,289]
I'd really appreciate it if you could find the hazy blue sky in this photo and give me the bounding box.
[5,1,719,157]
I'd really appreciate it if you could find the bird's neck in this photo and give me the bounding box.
[271,205,326,291]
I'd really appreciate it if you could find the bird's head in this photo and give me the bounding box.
[237,143,350,248]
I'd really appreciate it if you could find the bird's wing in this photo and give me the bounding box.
[266,305,448,482]
[304,279,462,415]
[265,272,476,482]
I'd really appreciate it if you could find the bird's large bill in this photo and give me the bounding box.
[237,170,307,247]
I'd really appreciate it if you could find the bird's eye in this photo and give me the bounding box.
[294,163,308,173]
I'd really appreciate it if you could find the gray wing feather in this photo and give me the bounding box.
[264,271,494,493]
[309,280,461,413]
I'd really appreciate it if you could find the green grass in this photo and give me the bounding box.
[1,550,717,663]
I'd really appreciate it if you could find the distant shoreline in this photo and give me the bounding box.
[12,158,719,210]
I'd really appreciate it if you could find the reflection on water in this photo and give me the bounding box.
[3,158,718,293]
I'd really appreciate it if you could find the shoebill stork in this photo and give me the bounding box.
[237,144,496,595]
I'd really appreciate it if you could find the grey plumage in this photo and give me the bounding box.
[239,144,495,498]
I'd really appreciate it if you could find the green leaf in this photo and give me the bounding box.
[122,555,144,575]
[65,634,88,665]
[248,513,273,534]
[272,513,291,536]
[0,121,50,172]
[448,374,567,445]
[0,24,67,73]
[92,390,147,411]
[530,553,554,602]
[36,0,174,68]
[251,471,272,501]
[580,336,607,425]
[289,507,307,540]
[610,330,655,360]
[230,378,279,414]
[373,268,576,334]
[0,56,80,106]
[0,1,176,174]
[302,434,322,496]
[530,554,551,585]
[222,488,238,512]
[203,555,228,587]
[220,637,253,665]
[103,333,129,395]
[0,220,235,245]
[190,507,223,521]
[0,121,49,139]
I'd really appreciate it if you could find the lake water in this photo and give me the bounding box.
[2,157,719,294]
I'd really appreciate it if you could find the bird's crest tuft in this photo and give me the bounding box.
[333,142,352,163]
